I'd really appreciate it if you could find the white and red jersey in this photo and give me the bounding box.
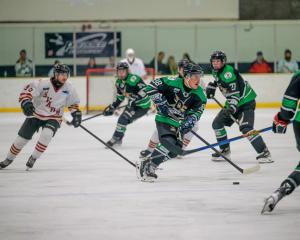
[19,78,80,121]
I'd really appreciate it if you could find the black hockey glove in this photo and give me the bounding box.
[272,112,289,134]
[223,107,235,118]
[128,97,137,109]
[156,100,170,116]
[71,110,82,128]
[179,115,197,136]
[21,100,35,116]
[103,104,115,116]
[206,82,217,99]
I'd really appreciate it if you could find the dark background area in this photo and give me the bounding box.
[240,0,300,20]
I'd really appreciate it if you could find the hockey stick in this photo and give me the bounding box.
[169,113,260,174]
[189,129,260,174]
[148,125,272,162]
[63,119,136,168]
[82,105,127,123]
[184,126,272,155]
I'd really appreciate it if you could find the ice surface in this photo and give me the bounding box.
[0,109,299,240]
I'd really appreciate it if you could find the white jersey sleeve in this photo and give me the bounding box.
[19,80,43,104]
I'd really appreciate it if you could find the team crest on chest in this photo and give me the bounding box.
[130,76,137,82]
[224,72,232,79]
[183,92,189,98]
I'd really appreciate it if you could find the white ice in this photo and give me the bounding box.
[0,109,299,240]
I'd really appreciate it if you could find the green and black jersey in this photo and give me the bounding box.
[279,70,300,123]
[145,76,207,128]
[212,64,257,111]
[112,73,151,109]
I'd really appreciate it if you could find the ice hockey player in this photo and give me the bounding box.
[103,62,151,147]
[0,64,81,170]
[136,63,207,181]
[261,70,300,214]
[206,50,272,163]
[139,59,200,159]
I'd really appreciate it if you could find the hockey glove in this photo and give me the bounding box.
[206,82,217,99]
[21,100,35,116]
[128,97,137,109]
[223,107,235,118]
[272,112,289,134]
[179,115,197,136]
[156,100,170,116]
[71,110,82,128]
[103,105,115,116]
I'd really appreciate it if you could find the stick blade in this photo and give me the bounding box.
[242,163,261,175]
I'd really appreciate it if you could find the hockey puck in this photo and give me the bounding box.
[232,181,240,185]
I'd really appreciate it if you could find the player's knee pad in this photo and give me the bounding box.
[239,124,253,135]
[42,126,55,139]
[44,123,58,137]
[160,134,179,157]
[212,117,223,130]
[118,114,131,125]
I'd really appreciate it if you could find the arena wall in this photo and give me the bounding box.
[0,73,292,113]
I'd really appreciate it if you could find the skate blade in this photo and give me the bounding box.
[211,158,227,162]
[258,159,274,164]
[26,167,31,171]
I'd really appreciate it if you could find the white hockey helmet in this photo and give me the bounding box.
[126,48,135,62]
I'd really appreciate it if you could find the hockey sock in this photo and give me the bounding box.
[146,130,159,152]
[147,140,158,152]
[246,131,267,153]
[214,127,229,149]
[31,127,54,159]
[6,136,29,160]
[113,123,127,139]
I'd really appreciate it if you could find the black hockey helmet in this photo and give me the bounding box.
[183,62,204,77]
[54,64,70,76]
[210,50,227,64]
[178,59,190,68]
[116,62,129,71]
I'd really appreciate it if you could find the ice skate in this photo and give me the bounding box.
[106,137,122,148]
[139,149,152,159]
[261,190,285,214]
[211,147,231,161]
[26,156,37,170]
[256,148,273,164]
[136,158,158,182]
[0,158,13,169]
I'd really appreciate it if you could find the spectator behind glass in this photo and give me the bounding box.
[165,56,178,75]
[104,56,116,76]
[249,51,272,73]
[87,57,97,69]
[149,51,166,74]
[48,60,61,77]
[105,56,116,69]
[15,49,33,77]
[182,52,192,62]
[278,49,299,73]
[121,48,147,80]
